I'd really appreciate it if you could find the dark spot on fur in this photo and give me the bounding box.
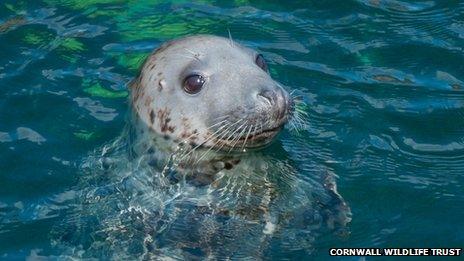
[149,110,155,124]
[157,72,162,76]
[144,96,152,107]
[231,159,241,165]
[222,158,241,170]
[180,117,198,141]
[163,135,170,140]
[158,79,163,92]
[157,108,175,133]
[166,118,174,132]
[224,162,233,170]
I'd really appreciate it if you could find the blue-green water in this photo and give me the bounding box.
[1,0,463,259]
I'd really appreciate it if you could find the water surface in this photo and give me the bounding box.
[1,0,463,259]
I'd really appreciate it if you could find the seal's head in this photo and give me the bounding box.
[132,35,292,151]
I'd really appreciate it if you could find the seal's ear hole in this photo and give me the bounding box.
[183,74,205,94]
[255,54,268,72]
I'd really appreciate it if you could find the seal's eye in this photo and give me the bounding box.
[183,74,205,94]
[255,54,268,72]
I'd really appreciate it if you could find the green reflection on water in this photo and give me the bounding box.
[23,30,55,46]
[56,38,86,63]
[83,81,128,98]
[43,0,126,10]
[115,52,150,71]
[60,38,85,51]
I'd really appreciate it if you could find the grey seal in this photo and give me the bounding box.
[53,35,351,259]
[130,35,292,155]
[127,33,350,242]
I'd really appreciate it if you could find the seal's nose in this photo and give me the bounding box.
[256,87,288,120]
[257,89,276,107]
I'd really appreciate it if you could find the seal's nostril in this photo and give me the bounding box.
[257,89,275,106]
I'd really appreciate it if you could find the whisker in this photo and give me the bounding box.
[289,107,309,132]
[214,121,247,153]
[177,118,228,147]
[212,114,230,121]
[193,119,244,164]
[175,53,196,60]
[227,123,249,153]
[178,120,231,160]
[240,125,254,152]
[180,117,244,163]
[228,29,235,47]
[286,90,310,133]
[184,48,202,62]
[291,120,300,135]
[295,107,309,117]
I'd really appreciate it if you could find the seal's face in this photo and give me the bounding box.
[132,35,292,151]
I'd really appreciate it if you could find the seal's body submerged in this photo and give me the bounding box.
[55,35,350,259]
